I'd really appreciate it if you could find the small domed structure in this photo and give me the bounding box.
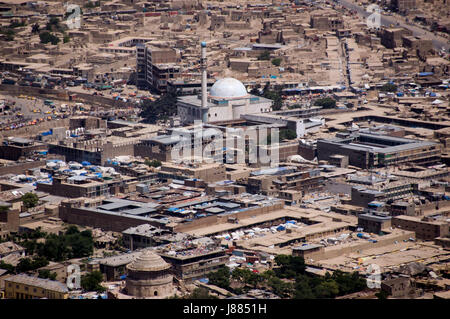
[209,77,248,99]
[125,250,173,298]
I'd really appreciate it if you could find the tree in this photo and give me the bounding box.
[145,159,162,168]
[294,274,315,299]
[314,97,336,109]
[16,256,49,273]
[9,20,25,28]
[39,31,60,45]
[332,270,367,296]
[35,227,93,262]
[187,287,218,299]
[231,268,261,288]
[380,83,397,93]
[63,35,70,43]
[207,266,230,290]
[140,92,178,124]
[313,280,339,298]
[274,255,306,279]
[1,28,15,41]
[267,277,294,298]
[375,289,389,299]
[32,23,40,34]
[81,271,105,292]
[263,89,283,111]
[280,129,297,140]
[38,269,57,280]
[258,50,271,61]
[21,192,39,209]
[271,58,282,67]
[46,17,61,31]
[0,260,15,273]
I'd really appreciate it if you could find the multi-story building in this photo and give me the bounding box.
[381,28,413,49]
[136,43,180,92]
[0,138,47,161]
[159,247,228,283]
[358,212,392,234]
[392,215,449,240]
[36,175,134,199]
[310,15,343,32]
[317,132,441,169]
[391,0,416,14]
[4,274,69,299]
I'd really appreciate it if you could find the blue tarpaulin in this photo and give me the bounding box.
[81,161,91,166]
[418,72,433,76]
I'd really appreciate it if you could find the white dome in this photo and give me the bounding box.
[209,77,248,99]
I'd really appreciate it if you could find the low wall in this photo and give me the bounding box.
[59,205,168,232]
[304,230,415,261]
[174,202,284,233]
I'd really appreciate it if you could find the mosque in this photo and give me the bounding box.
[177,77,273,125]
[176,43,272,125]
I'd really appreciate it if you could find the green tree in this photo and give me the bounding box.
[81,271,105,292]
[375,289,389,299]
[140,92,178,124]
[21,192,39,209]
[207,266,230,290]
[314,97,336,109]
[16,256,49,273]
[271,58,282,66]
[39,31,60,45]
[258,50,271,60]
[9,20,26,28]
[31,23,40,34]
[187,287,218,299]
[63,35,70,43]
[274,255,306,279]
[263,89,283,111]
[313,280,339,298]
[294,274,315,299]
[38,269,57,280]
[0,260,15,273]
[267,277,294,298]
[380,83,397,92]
[144,159,162,168]
[46,17,61,31]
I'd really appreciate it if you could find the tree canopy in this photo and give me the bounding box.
[380,83,397,93]
[205,255,368,299]
[257,50,271,61]
[271,58,282,66]
[22,192,39,209]
[140,92,178,124]
[314,97,336,109]
[81,271,105,292]
[39,32,60,45]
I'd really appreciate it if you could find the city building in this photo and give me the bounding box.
[317,132,441,169]
[125,250,174,298]
[178,77,273,125]
[4,274,69,299]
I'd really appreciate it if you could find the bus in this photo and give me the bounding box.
[44,99,54,106]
